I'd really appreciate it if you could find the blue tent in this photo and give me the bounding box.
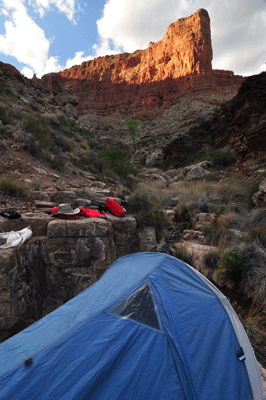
[0,252,265,399]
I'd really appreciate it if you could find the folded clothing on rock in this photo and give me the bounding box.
[78,207,106,218]
[0,227,32,249]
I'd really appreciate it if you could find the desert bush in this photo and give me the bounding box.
[219,250,246,281]
[100,145,133,179]
[246,208,266,227]
[128,191,168,231]
[243,209,266,247]
[174,245,193,265]
[75,150,105,173]
[0,175,26,198]
[243,304,266,365]
[32,182,40,191]
[0,106,12,125]
[134,209,167,230]
[185,179,251,217]
[43,152,66,171]
[204,250,220,270]
[127,192,151,214]
[233,244,266,302]
[23,115,50,147]
[23,134,42,157]
[211,149,236,168]
[52,133,73,152]
[0,81,6,94]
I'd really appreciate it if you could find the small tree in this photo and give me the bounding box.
[125,119,140,151]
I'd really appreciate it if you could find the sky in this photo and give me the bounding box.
[0,0,265,79]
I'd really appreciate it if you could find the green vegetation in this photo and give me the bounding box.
[211,149,236,168]
[125,119,140,151]
[0,175,26,198]
[219,250,246,281]
[204,250,220,270]
[0,105,12,125]
[127,191,168,231]
[100,145,133,179]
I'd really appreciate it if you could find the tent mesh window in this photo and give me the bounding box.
[110,283,160,330]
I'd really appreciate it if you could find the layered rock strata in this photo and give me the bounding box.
[36,9,244,116]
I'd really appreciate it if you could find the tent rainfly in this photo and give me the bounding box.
[0,252,265,399]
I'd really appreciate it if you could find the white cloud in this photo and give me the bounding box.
[65,51,93,69]
[96,0,266,76]
[0,0,75,77]
[29,0,76,21]
[92,39,121,58]
[21,66,35,78]
[0,0,50,76]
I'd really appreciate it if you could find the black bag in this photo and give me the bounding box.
[0,211,21,219]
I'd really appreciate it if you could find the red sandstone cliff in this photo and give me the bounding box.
[36,9,244,116]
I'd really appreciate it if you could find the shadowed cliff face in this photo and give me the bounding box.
[36,9,244,116]
[163,72,266,168]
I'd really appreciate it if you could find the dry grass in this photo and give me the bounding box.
[135,176,253,215]
[242,302,266,365]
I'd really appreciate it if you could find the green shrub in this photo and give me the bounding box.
[204,251,220,270]
[75,150,105,173]
[139,155,147,166]
[218,206,226,215]
[128,191,167,230]
[23,135,42,157]
[52,133,73,152]
[100,145,133,179]
[0,106,12,125]
[32,182,40,191]
[0,81,6,94]
[125,119,140,151]
[24,115,50,146]
[211,149,235,168]
[128,192,151,214]
[180,203,188,212]
[0,175,26,198]
[134,209,167,230]
[220,250,246,281]
[44,153,66,171]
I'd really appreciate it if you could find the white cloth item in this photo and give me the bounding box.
[0,227,32,249]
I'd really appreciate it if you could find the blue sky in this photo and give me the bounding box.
[0,0,265,78]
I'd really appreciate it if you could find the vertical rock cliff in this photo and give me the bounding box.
[36,9,244,116]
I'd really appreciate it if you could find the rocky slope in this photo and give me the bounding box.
[163,71,266,169]
[35,9,244,116]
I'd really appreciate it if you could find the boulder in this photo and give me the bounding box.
[145,151,164,168]
[185,166,211,180]
[63,103,78,119]
[49,191,76,206]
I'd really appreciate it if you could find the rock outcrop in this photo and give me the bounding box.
[0,214,141,342]
[36,9,244,116]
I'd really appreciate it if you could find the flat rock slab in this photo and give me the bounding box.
[47,218,113,238]
[49,191,76,205]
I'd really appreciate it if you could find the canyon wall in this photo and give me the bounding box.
[36,9,244,116]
